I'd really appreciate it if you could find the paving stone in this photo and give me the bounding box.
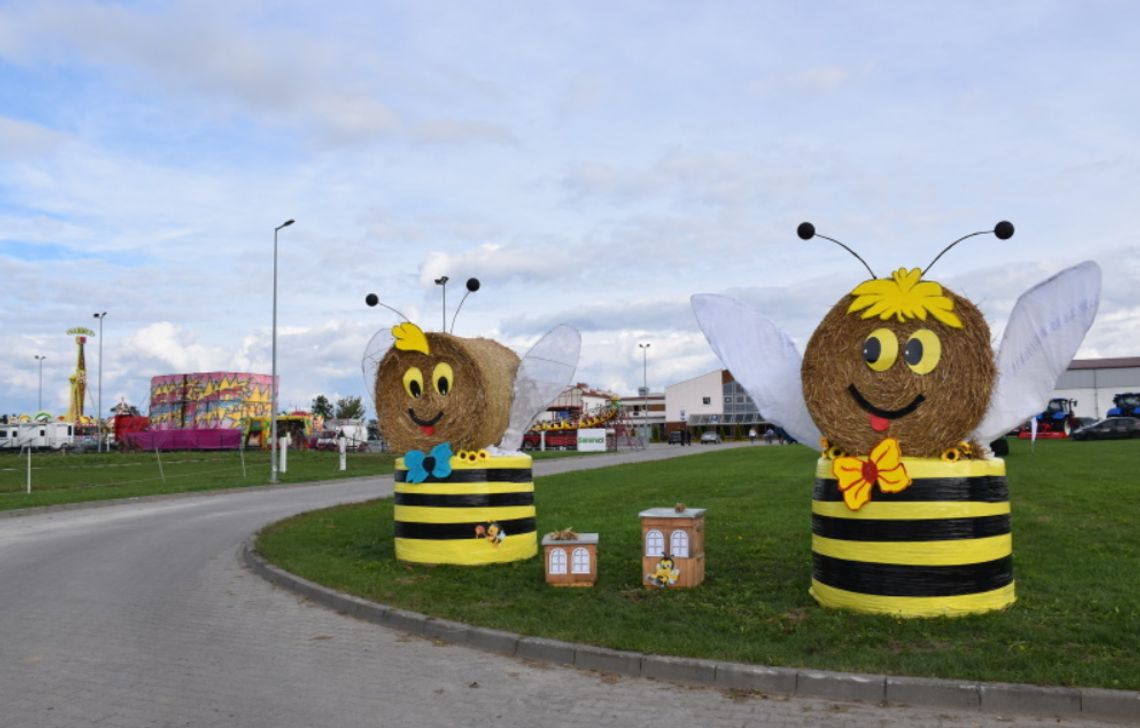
[642,654,717,685]
[573,645,642,677]
[797,669,886,704]
[516,636,576,666]
[980,682,1082,716]
[714,663,797,695]
[1081,687,1140,723]
[886,675,980,710]
[464,627,519,656]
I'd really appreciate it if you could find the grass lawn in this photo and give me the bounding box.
[256,438,1140,690]
[0,449,397,511]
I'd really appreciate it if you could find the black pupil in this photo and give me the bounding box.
[904,338,924,365]
[410,380,422,398]
[863,337,881,363]
[437,377,449,395]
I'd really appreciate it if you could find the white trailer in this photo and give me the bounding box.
[0,422,74,451]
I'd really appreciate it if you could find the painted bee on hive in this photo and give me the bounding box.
[692,222,1101,617]
[363,280,580,566]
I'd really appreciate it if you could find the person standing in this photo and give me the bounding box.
[748,427,757,444]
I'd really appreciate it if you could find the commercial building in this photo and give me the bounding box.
[1052,357,1140,419]
[664,369,768,439]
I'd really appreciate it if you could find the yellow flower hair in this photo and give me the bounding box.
[847,267,963,329]
[392,322,430,355]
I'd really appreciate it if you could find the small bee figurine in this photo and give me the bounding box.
[363,280,580,566]
[693,222,1101,617]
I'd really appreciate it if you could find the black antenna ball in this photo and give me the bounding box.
[365,293,379,307]
[994,221,1015,240]
[466,277,481,292]
[797,222,816,240]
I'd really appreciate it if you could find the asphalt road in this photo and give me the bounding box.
[0,444,1117,727]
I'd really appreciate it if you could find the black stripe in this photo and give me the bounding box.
[812,554,1013,597]
[395,468,532,484]
[394,517,536,540]
[812,514,1010,541]
[395,491,534,508]
[813,475,1008,503]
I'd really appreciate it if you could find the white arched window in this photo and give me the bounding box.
[670,530,690,558]
[571,547,591,574]
[645,529,664,557]
[548,548,567,575]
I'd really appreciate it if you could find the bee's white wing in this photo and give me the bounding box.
[691,294,821,450]
[972,261,1101,445]
[498,324,581,451]
[361,327,394,415]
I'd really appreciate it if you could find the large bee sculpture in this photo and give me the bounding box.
[693,222,1101,617]
[363,279,580,566]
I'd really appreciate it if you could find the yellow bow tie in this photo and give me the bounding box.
[832,438,913,511]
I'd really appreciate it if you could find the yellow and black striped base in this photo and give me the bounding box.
[810,457,1015,618]
[394,453,537,565]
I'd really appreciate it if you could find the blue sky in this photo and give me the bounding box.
[2,1,1138,418]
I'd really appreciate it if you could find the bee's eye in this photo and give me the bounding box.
[432,362,454,396]
[402,367,424,398]
[904,329,942,375]
[862,328,899,372]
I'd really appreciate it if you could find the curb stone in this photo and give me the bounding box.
[242,538,1139,724]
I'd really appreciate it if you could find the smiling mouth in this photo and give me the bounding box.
[407,409,443,435]
[848,385,925,432]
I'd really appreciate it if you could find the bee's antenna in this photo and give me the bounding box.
[364,293,410,321]
[923,221,1014,276]
[797,222,877,279]
[449,278,481,334]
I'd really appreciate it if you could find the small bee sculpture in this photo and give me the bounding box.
[363,280,580,565]
[693,222,1101,617]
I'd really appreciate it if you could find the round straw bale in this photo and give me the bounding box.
[376,332,520,453]
[801,289,995,458]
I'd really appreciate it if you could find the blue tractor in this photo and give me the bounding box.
[1107,392,1140,418]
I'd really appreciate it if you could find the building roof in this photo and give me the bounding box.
[1068,357,1140,370]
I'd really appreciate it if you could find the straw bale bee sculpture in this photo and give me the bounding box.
[363,279,580,565]
[692,222,1101,617]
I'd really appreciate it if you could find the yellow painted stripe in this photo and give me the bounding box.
[395,454,532,470]
[812,500,1010,520]
[395,532,537,565]
[811,534,1012,566]
[815,456,1006,480]
[394,504,536,524]
[394,481,534,496]
[810,578,1016,618]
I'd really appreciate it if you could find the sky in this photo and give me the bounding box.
[2,1,1139,419]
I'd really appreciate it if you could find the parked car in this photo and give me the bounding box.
[699,431,722,444]
[1071,417,1140,441]
[667,430,685,445]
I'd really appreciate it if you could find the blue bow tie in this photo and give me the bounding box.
[404,442,453,483]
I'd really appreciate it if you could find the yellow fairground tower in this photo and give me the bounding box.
[66,327,95,423]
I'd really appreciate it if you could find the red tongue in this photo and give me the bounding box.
[420,425,435,436]
[869,414,890,433]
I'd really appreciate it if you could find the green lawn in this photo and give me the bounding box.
[0,449,397,510]
[257,438,1140,690]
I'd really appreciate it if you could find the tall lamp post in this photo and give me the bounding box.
[34,355,46,411]
[92,312,107,451]
[434,276,449,330]
[270,218,295,484]
[638,342,650,441]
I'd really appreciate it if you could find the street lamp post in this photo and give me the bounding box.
[434,276,449,330]
[34,355,46,411]
[92,312,107,451]
[270,218,295,484]
[638,342,650,441]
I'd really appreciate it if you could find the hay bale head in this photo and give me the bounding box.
[375,323,520,453]
[801,268,995,458]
